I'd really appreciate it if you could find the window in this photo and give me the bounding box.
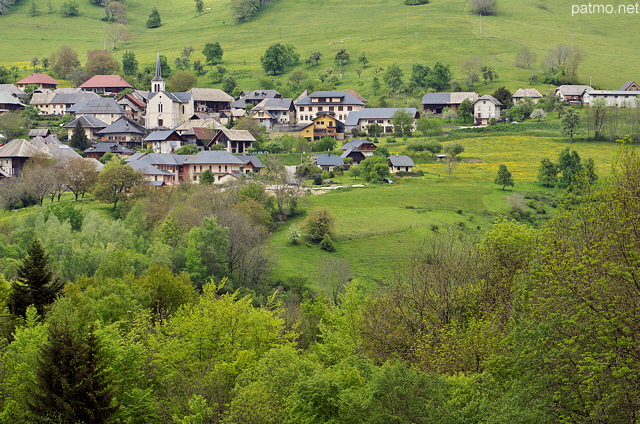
[218,165,222,171]
[300,107,305,111]
[338,106,343,111]
[158,103,163,113]
[318,107,323,112]
[347,106,353,111]
[329,106,334,111]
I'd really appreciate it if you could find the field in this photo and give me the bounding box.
[268,132,622,290]
[1,0,639,98]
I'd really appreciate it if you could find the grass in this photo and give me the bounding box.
[0,0,636,99]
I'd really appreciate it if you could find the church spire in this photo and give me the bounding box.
[151,51,165,93]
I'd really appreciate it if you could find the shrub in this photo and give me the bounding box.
[405,0,429,3]
[304,207,335,242]
[312,173,323,185]
[319,233,336,252]
[287,225,301,244]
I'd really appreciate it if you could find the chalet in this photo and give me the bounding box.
[95,116,146,149]
[0,139,45,176]
[345,108,420,134]
[183,151,245,183]
[16,74,60,90]
[0,84,26,99]
[249,98,295,129]
[314,154,344,171]
[117,91,147,121]
[64,115,108,140]
[208,128,255,154]
[512,88,543,104]
[127,160,174,186]
[73,97,127,125]
[191,88,234,114]
[79,75,134,95]
[30,89,99,115]
[300,113,345,141]
[555,85,593,104]
[422,92,478,115]
[340,139,376,164]
[84,142,135,160]
[144,130,183,154]
[237,155,264,174]
[0,92,25,113]
[294,91,366,124]
[473,95,503,125]
[231,90,281,109]
[388,155,415,173]
[620,81,640,91]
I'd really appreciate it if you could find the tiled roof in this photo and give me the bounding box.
[556,85,593,96]
[128,160,173,176]
[16,73,60,85]
[74,97,126,115]
[513,88,543,98]
[144,130,181,142]
[97,117,145,135]
[295,91,365,106]
[79,75,133,89]
[0,84,26,98]
[0,92,24,106]
[388,155,415,167]
[345,108,418,126]
[184,151,244,165]
[422,92,478,105]
[192,127,216,140]
[315,154,344,167]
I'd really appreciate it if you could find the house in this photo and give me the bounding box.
[73,97,127,125]
[583,89,640,107]
[126,152,189,183]
[340,139,377,164]
[218,108,246,126]
[144,130,183,154]
[388,155,415,173]
[0,84,26,100]
[294,91,366,124]
[183,151,245,183]
[474,95,503,125]
[0,139,46,176]
[512,88,543,104]
[127,160,174,186]
[117,91,147,121]
[79,75,134,95]
[314,154,344,171]
[28,129,51,139]
[300,113,345,141]
[191,88,234,114]
[345,108,420,134]
[39,138,83,161]
[620,81,640,91]
[15,74,60,90]
[0,92,25,113]
[237,155,264,174]
[30,89,100,115]
[422,92,478,115]
[184,127,217,149]
[65,115,108,140]
[249,98,295,129]
[231,90,281,109]
[555,85,593,104]
[84,142,135,160]
[208,128,255,154]
[95,116,146,149]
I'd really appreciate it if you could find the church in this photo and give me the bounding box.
[145,53,234,129]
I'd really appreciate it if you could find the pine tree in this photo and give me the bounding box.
[494,164,514,190]
[8,238,63,317]
[146,8,161,28]
[30,323,119,423]
[69,119,90,151]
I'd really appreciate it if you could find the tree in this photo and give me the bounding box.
[92,164,143,209]
[60,0,78,16]
[443,141,464,159]
[515,47,536,69]
[461,57,482,90]
[469,0,496,15]
[8,238,63,317]
[410,63,430,89]
[30,56,40,71]
[104,23,131,50]
[481,65,498,84]
[305,51,322,67]
[85,49,120,77]
[23,153,57,205]
[492,86,512,108]
[61,158,98,200]
[416,117,442,136]
[169,70,197,92]
[530,108,547,122]
[202,42,223,65]
[537,158,558,187]
[69,119,90,151]
[334,49,350,63]
[371,76,381,95]
[383,63,404,94]
[426,62,452,91]
[146,7,161,28]
[458,99,473,123]
[358,52,369,68]
[561,108,581,142]
[223,76,237,94]
[195,0,203,14]
[260,43,298,76]
[30,0,39,16]
[442,107,457,124]
[231,0,261,22]
[586,97,607,140]
[50,45,79,78]
[121,50,137,75]
[0,111,27,139]
[360,155,390,182]
[104,0,127,23]
[558,147,582,185]
[200,169,215,185]
[304,207,335,242]
[30,323,119,423]
[175,144,199,155]
[494,164,514,190]
[391,109,414,137]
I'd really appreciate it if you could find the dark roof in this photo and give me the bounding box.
[184,151,244,165]
[133,153,190,166]
[28,129,51,137]
[79,75,133,89]
[149,91,191,103]
[96,116,146,135]
[345,108,418,125]
[253,97,293,111]
[388,155,415,167]
[192,127,216,141]
[0,92,24,106]
[315,154,344,167]
[475,94,504,106]
[295,91,365,106]
[74,97,126,115]
[620,81,637,91]
[144,130,182,142]
[237,155,264,168]
[128,160,173,176]
[51,91,100,105]
[231,90,281,108]
[340,139,376,151]
[84,142,135,154]
[64,115,108,129]
[422,92,478,105]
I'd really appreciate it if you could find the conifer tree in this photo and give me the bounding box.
[494,164,514,190]
[69,119,90,151]
[30,323,119,423]
[146,7,161,28]
[8,238,63,317]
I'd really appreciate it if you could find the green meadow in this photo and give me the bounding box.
[1,0,638,97]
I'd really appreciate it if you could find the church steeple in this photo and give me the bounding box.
[151,51,165,93]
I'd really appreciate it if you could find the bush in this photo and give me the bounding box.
[312,173,323,185]
[319,233,336,252]
[304,207,335,242]
[405,0,429,4]
[287,225,301,244]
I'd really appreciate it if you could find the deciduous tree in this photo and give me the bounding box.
[202,42,223,65]
[92,164,143,209]
[85,49,120,77]
[50,45,80,78]
[494,164,514,190]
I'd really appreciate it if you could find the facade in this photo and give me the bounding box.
[249,98,295,129]
[512,88,543,104]
[144,130,184,154]
[117,92,147,121]
[474,95,503,125]
[183,151,245,183]
[15,74,60,90]
[126,152,189,184]
[95,116,147,149]
[73,97,127,125]
[65,115,108,140]
[345,108,420,134]
[583,90,640,107]
[422,92,478,114]
[555,85,593,103]
[30,89,100,115]
[300,113,345,141]
[237,156,264,174]
[294,91,365,124]
[0,139,45,176]
[388,155,415,173]
[79,75,134,95]
[208,128,255,154]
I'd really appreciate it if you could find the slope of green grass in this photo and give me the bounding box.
[2,0,638,95]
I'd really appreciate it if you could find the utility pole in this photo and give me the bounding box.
[479,13,482,35]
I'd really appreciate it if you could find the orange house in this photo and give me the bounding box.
[300,113,345,141]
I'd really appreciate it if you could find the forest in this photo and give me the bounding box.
[0,143,637,423]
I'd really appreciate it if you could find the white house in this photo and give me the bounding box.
[344,108,420,134]
[473,95,503,125]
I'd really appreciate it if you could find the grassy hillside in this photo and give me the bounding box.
[1,0,638,95]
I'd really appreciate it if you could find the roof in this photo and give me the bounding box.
[556,85,593,96]
[231,90,280,108]
[0,84,26,98]
[315,154,344,167]
[84,142,135,154]
[144,130,181,142]
[28,129,51,137]
[190,88,234,103]
[192,127,216,140]
[340,139,376,151]
[216,128,256,142]
[347,89,368,104]
[0,92,24,106]
[237,155,264,168]
[64,115,108,129]
[475,94,503,106]
[513,88,543,98]
[43,143,82,160]
[132,153,189,166]
[119,93,146,109]
[127,160,174,176]
[80,75,133,89]
[295,91,365,106]
[388,155,415,167]
[253,97,293,111]
[16,73,60,86]
[422,92,478,105]
[0,139,44,158]
[50,91,100,105]
[345,108,418,126]
[74,97,126,115]
[175,118,223,133]
[586,90,640,96]
[294,90,309,103]
[96,116,145,135]
[620,81,639,91]
[184,151,244,165]
[340,146,362,159]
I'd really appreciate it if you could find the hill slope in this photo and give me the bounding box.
[1,0,637,92]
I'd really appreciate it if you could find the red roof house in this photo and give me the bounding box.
[79,75,133,95]
[15,74,60,90]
